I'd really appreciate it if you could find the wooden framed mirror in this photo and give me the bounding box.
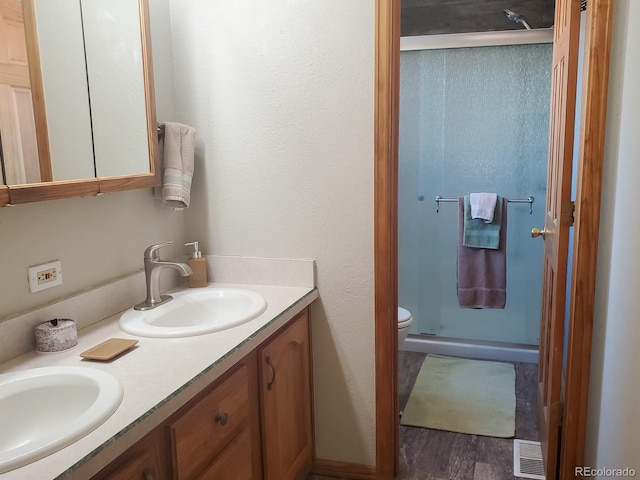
[0,0,157,206]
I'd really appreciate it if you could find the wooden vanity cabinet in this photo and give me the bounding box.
[91,427,169,480]
[259,310,313,480]
[91,308,312,480]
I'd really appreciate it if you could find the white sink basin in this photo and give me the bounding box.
[0,366,123,474]
[119,287,268,338]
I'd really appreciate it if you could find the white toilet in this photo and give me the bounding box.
[398,307,413,348]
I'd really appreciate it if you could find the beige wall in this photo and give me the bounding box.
[168,0,377,466]
[0,1,377,465]
[0,0,185,321]
[586,0,640,474]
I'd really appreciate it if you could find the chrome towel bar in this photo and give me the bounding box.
[433,195,535,214]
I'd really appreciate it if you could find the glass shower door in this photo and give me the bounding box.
[398,44,552,346]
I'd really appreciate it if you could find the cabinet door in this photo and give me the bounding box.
[170,354,262,480]
[92,427,168,480]
[195,427,254,480]
[259,310,313,480]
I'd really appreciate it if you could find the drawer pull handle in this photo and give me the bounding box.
[266,355,276,391]
[143,468,155,480]
[215,412,229,426]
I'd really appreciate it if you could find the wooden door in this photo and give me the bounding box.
[259,310,313,480]
[0,0,29,85]
[0,0,40,184]
[536,0,581,477]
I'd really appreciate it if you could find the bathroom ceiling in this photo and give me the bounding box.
[401,0,555,36]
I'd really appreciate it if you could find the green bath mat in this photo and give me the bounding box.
[401,355,516,438]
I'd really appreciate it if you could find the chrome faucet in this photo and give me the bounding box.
[134,242,193,311]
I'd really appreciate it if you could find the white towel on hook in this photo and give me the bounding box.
[470,192,498,223]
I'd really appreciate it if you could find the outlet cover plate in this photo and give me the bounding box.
[28,260,63,293]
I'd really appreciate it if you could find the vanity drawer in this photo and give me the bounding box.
[170,364,250,480]
[195,426,254,480]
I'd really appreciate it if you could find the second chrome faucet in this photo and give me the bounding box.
[134,242,193,311]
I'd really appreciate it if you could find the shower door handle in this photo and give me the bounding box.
[531,227,547,239]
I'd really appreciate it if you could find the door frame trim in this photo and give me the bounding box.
[374,0,400,478]
[373,0,614,478]
[560,0,614,477]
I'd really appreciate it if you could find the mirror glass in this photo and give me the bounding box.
[33,0,95,182]
[82,0,150,178]
[0,0,152,186]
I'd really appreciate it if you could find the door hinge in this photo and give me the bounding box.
[551,401,564,426]
[561,201,575,227]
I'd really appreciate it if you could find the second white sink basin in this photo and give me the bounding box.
[119,287,268,338]
[0,366,123,474]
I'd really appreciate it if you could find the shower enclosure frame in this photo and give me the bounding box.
[401,27,553,51]
[373,1,615,479]
[399,28,554,362]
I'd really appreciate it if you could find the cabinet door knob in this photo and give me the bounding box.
[143,468,155,480]
[215,412,229,426]
[266,355,276,391]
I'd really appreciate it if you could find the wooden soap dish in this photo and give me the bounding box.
[80,338,138,361]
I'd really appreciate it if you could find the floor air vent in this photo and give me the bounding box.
[514,439,545,480]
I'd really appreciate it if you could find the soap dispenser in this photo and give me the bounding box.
[185,241,208,287]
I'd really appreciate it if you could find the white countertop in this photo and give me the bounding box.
[0,282,318,480]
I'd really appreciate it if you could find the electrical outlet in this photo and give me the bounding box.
[37,267,57,285]
[28,260,63,293]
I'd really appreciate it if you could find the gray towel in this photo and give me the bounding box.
[463,195,502,249]
[154,122,196,209]
[457,197,507,309]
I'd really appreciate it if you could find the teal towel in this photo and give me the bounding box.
[463,195,502,249]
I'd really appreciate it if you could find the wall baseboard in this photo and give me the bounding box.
[312,459,376,479]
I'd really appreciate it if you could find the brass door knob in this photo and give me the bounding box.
[531,227,547,239]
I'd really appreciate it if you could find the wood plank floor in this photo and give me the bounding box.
[309,350,538,480]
